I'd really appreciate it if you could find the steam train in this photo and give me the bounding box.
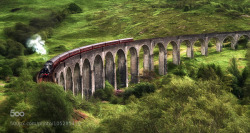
[37,38,134,83]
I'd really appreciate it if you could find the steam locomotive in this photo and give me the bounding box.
[37,38,134,83]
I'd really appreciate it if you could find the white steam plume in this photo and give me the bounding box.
[26,34,46,55]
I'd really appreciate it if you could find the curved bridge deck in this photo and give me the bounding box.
[47,31,250,98]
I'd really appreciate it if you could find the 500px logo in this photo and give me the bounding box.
[10,109,25,117]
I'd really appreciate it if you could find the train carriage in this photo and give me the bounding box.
[105,40,120,46]
[37,38,134,83]
[92,42,106,49]
[80,45,93,53]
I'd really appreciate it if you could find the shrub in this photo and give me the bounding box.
[68,3,83,14]
[9,58,26,76]
[133,82,155,98]
[188,66,196,78]
[31,82,73,132]
[197,64,224,80]
[173,66,187,77]
[94,81,115,101]
[49,45,68,54]
[123,88,134,100]
[49,11,67,24]
[215,7,226,13]
[226,10,242,18]
[237,37,248,48]
[29,12,67,30]
[4,23,37,44]
[24,47,36,55]
[68,93,101,115]
[183,5,190,12]
[228,58,248,99]
[38,28,53,40]
[27,61,41,69]
[208,42,214,47]
[167,61,177,70]
[94,89,106,100]
[31,83,73,121]
[0,65,13,80]
[6,40,25,58]
[29,18,52,30]
[159,74,173,88]
[0,40,7,56]
[123,82,155,100]
[110,96,123,104]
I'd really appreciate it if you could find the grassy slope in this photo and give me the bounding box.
[0,0,249,62]
[0,80,6,104]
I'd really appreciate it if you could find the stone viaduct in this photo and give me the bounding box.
[52,31,250,98]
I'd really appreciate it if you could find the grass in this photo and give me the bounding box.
[0,0,249,61]
[0,92,6,104]
[0,80,6,103]
[182,47,247,71]
[0,80,5,87]
[97,103,127,119]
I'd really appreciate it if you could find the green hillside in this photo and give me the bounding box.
[0,0,250,132]
[0,0,250,56]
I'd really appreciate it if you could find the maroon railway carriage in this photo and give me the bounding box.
[37,38,134,83]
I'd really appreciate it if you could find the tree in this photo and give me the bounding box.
[6,40,25,58]
[30,82,73,132]
[94,81,114,101]
[241,41,250,104]
[228,58,248,99]
[6,69,34,103]
[67,3,83,14]
[0,40,7,56]
[0,65,13,80]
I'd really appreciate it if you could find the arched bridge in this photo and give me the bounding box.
[48,31,250,98]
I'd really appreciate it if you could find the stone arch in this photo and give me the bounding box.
[222,36,234,43]
[139,45,151,75]
[238,34,250,40]
[222,36,235,49]
[66,67,73,92]
[73,63,81,95]
[167,41,180,65]
[83,59,92,99]
[208,37,221,52]
[236,35,249,49]
[105,52,115,86]
[153,43,166,75]
[116,49,127,88]
[59,72,65,90]
[193,38,206,55]
[94,55,103,90]
[128,47,138,83]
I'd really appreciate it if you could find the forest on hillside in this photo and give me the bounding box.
[0,0,250,132]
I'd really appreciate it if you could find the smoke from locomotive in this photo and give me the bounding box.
[26,34,46,55]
